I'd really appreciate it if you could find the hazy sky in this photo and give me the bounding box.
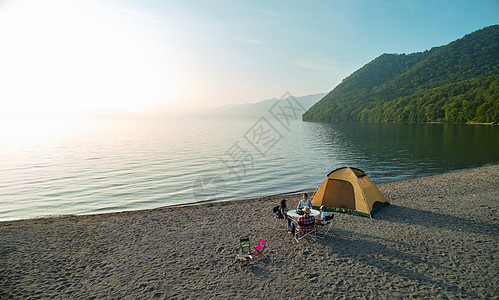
[0,0,497,117]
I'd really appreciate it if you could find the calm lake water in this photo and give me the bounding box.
[1,118,498,221]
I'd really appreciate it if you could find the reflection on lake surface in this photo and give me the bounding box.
[0,119,497,220]
[303,122,499,181]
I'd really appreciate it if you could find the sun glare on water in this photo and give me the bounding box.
[0,0,172,118]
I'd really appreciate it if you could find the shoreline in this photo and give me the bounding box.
[1,164,498,298]
[2,162,497,224]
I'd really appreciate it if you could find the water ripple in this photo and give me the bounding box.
[1,119,498,221]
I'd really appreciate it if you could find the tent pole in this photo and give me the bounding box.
[355,176,372,219]
[311,183,321,201]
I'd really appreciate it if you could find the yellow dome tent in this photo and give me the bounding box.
[311,167,389,218]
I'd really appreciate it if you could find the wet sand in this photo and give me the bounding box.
[1,164,498,299]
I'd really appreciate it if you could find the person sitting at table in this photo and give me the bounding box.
[277,199,292,229]
[291,206,315,235]
[316,205,332,225]
[297,193,312,210]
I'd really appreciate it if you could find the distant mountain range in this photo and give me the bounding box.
[193,92,326,119]
[303,25,499,123]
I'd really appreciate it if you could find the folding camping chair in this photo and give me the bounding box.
[240,236,251,255]
[316,214,334,238]
[272,205,287,230]
[294,219,317,242]
[253,239,266,255]
[236,236,253,261]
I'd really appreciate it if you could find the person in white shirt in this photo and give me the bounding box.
[316,205,330,225]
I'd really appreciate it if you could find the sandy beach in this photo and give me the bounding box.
[1,164,498,299]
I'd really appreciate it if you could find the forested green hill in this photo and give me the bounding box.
[302,25,499,123]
